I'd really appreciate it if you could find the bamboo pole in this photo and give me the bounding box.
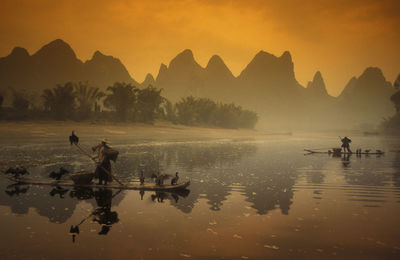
[74,143,124,186]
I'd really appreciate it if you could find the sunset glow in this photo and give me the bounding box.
[0,0,399,96]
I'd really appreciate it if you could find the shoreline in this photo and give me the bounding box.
[0,120,286,145]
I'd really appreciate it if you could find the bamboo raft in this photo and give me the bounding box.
[7,175,190,191]
[304,149,384,155]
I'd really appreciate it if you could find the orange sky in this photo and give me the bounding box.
[0,0,399,96]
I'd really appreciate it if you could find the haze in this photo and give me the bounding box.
[1,0,399,96]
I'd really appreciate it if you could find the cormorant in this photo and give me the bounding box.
[139,171,145,185]
[171,172,179,185]
[69,131,79,145]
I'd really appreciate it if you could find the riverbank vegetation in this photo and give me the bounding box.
[0,82,258,129]
[382,74,400,133]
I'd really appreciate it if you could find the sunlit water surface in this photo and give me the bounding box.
[1,134,400,259]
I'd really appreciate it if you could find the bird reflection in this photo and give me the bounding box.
[149,189,190,204]
[49,186,69,198]
[5,184,29,197]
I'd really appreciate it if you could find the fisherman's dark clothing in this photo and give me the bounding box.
[95,159,112,185]
[93,143,115,185]
[341,137,352,153]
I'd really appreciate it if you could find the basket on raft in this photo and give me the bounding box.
[69,171,94,184]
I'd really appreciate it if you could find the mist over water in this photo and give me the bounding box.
[0,133,400,259]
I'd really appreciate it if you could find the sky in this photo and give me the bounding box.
[0,0,399,96]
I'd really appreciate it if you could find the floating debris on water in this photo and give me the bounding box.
[209,220,217,225]
[207,228,218,235]
[264,245,279,250]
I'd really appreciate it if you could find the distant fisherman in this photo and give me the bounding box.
[341,136,352,153]
[92,138,119,185]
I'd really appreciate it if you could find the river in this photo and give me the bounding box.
[0,133,399,259]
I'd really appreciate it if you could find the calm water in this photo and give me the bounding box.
[1,134,400,259]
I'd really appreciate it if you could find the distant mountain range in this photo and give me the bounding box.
[0,39,136,91]
[0,39,396,129]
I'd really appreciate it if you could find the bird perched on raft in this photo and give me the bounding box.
[151,172,172,185]
[69,131,79,145]
[139,171,145,185]
[171,172,179,185]
[49,167,69,180]
[4,167,29,178]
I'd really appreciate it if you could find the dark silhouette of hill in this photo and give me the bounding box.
[84,50,136,87]
[0,39,136,91]
[237,51,301,94]
[203,55,236,101]
[141,73,156,87]
[153,49,395,129]
[0,39,396,129]
[306,71,329,97]
[336,67,395,126]
[155,49,205,100]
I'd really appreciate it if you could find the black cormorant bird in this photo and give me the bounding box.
[139,171,145,185]
[49,167,69,180]
[69,131,79,145]
[5,167,29,178]
[171,172,179,185]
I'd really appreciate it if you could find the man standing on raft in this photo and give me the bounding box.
[340,136,352,154]
[92,138,119,185]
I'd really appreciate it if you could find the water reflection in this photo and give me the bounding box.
[341,154,351,168]
[70,188,120,242]
[1,137,400,258]
[5,183,29,197]
[2,139,399,224]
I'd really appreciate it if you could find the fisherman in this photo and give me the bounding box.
[92,138,118,185]
[341,136,352,153]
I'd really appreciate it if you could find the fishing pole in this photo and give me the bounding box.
[70,132,124,185]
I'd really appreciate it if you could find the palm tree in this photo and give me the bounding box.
[0,94,4,110]
[391,74,400,113]
[12,89,30,112]
[103,82,138,121]
[74,82,105,120]
[42,82,76,120]
[135,85,163,122]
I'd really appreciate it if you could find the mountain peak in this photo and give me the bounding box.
[141,73,156,87]
[280,51,292,62]
[159,63,168,73]
[307,71,328,96]
[206,55,224,67]
[253,50,277,61]
[169,49,197,67]
[33,39,77,59]
[360,67,384,80]
[92,50,106,59]
[238,50,297,88]
[356,67,389,90]
[205,55,234,79]
[339,67,393,99]
[156,63,168,82]
[10,47,29,58]
[168,49,203,74]
[313,71,323,82]
[180,49,194,57]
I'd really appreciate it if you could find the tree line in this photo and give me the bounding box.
[382,74,400,132]
[0,82,258,129]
